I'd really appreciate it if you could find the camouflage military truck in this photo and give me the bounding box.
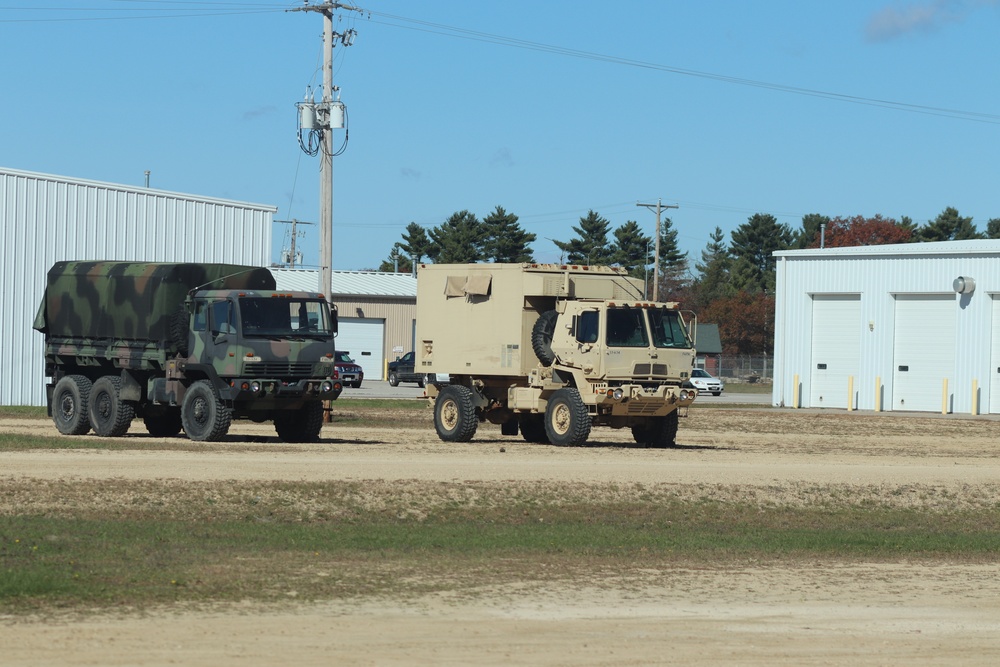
[33,261,341,442]
[416,263,698,447]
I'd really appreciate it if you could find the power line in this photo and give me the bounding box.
[364,10,1000,125]
[6,5,996,124]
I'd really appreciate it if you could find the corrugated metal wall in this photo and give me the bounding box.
[773,241,1000,414]
[1,167,276,406]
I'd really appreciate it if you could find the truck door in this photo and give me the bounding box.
[194,298,238,373]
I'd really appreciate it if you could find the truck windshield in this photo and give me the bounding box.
[648,309,691,349]
[606,308,649,347]
[239,298,332,337]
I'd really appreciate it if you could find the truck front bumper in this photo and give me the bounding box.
[221,377,343,403]
[592,384,696,417]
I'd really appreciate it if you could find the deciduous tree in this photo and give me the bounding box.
[818,214,912,247]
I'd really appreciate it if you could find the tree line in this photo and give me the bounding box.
[376,206,999,356]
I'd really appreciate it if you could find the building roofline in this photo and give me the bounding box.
[0,166,277,213]
[775,240,1000,259]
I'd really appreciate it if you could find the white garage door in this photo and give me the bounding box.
[337,317,385,381]
[990,297,1000,414]
[809,295,861,409]
[892,294,955,412]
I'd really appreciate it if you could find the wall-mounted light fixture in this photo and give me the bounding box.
[953,276,976,294]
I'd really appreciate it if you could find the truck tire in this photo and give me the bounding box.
[143,408,183,437]
[170,307,190,357]
[274,401,324,443]
[181,380,231,442]
[531,310,558,366]
[52,374,93,435]
[518,414,550,444]
[388,371,400,387]
[632,411,679,448]
[434,385,478,442]
[544,388,591,446]
[650,411,680,448]
[88,375,135,438]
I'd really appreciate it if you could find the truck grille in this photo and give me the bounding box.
[633,363,669,378]
[245,362,318,378]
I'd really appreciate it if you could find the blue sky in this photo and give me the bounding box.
[2,1,997,271]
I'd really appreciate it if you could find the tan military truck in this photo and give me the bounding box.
[416,263,698,447]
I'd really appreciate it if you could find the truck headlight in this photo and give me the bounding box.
[606,388,624,400]
[250,381,261,394]
[321,380,334,393]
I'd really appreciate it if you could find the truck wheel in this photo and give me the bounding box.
[518,414,550,444]
[388,372,400,387]
[274,401,324,443]
[631,412,679,448]
[531,310,558,366]
[544,388,591,446]
[143,408,183,437]
[52,374,93,435]
[88,376,135,438]
[651,411,680,448]
[181,380,231,442]
[434,385,478,442]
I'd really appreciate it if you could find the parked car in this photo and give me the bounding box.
[335,351,364,388]
[689,368,724,395]
[387,351,424,388]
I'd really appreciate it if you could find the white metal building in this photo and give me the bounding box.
[772,240,1000,414]
[272,269,417,381]
[1,167,276,406]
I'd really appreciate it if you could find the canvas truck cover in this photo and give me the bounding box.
[33,261,275,344]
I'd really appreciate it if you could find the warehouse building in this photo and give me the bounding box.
[1,167,275,406]
[271,269,417,382]
[772,240,1000,414]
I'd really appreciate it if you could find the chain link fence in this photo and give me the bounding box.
[704,355,773,384]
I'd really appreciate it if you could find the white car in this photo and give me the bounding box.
[689,368,724,396]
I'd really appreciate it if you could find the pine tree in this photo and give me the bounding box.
[655,217,689,301]
[987,218,1000,239]
[399,222,433,264]
[692,226,734,311]
[378,243,413,273]
[427,210,484,263]
[916,207,982,242]
[793,213,830,249]
[481,206,536,262]
[553,210,615,265]
[729,213,792,294]
[611,220,651,277]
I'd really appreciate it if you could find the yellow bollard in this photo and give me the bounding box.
[793,374,800,408]
[942,378,949,414]
[972,379,979,416]
[847,376,854,412]
[875,376,881,412]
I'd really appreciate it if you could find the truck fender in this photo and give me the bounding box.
[118,370,143,402]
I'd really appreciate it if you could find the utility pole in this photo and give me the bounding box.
[275,218,315,268]
[636,198,679,301]
[290,2,362,301]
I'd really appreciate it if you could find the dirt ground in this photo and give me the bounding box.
[3,409,1000,666]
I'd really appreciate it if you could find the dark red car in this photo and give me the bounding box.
[335,350,364,388]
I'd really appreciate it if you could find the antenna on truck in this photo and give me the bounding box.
[188,267,263,295]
